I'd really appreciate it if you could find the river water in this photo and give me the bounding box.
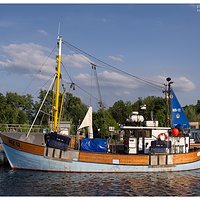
[0,165,200,196]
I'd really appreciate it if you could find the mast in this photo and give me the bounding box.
[166,77,173,127]
[53,36,62,132]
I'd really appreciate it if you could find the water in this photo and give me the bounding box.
[0,165,200,196]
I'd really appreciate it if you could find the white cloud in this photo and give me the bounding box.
[173,76,196,92]
[109,55,124,62]
[0,43,94,83]
[62,53,92,68]
[151,75,196,92]
[0,42,55,80]
[37,29,48,36]
[2,42,194,104]
[99,70,139,89]
[74,73,91,86]
[75,70,141,98]
[75,71,196,101]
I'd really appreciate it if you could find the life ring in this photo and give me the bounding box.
[157,133,168,141]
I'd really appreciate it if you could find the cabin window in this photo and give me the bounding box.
[124,129,152,138]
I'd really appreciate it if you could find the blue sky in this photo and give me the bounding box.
[0,4,200,109]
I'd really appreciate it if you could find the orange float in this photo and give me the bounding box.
[171,128,179,136]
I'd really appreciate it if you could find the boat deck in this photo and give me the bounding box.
[190,143,200,150]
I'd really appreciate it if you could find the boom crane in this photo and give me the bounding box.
[90,62,104,109]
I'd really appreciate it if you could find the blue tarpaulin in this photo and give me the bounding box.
[81,138,108,152]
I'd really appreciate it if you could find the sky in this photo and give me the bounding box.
[0,3,200,110]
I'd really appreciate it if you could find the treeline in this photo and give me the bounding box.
[1,91,200,137]
[184,101,200,122]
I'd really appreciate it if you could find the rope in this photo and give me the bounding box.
[63,40,164,90]
[23,45,56,94]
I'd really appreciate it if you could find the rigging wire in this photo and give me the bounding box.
[61,78,100,104]
[90,62,93,106]
[63,40,164,90]
[23,45,57,94]
[32,73,56,98]
[61,61,102,106]
[61,62,74,85]
[40,110,53,118]
[61,51,105,107]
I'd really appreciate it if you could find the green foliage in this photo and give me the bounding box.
[0,93,7,123]
[62,92,88,125]
[93,108,119,138]
[184,105,199,122]
[34,90,53,125]
[108,100,132,125]
[196,100,200,114]
[132,96,167,123]
[1,89,200,136]
[182,100,200,122]
[143,96,168,126]
[0,92,34,124]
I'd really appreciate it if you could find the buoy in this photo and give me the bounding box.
[171,128,179,136]
[157,133,168,141]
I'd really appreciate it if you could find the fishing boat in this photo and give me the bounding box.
[1,35,200,173]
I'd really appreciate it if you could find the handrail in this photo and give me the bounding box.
[0,124,47,133]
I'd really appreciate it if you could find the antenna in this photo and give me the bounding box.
[58,22,61,37]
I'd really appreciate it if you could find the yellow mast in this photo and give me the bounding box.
[57,90,65,129]
[53,36,62,132]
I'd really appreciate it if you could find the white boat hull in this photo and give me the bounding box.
[3,143,200,173]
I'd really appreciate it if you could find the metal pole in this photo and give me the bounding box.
[166,77,173,127]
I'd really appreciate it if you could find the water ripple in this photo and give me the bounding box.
[1,166,200,196]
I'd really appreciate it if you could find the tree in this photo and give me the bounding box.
[33,90,53,126]
[184,105,197,122]
[93,108,119,138]
[195,100,200,114]
[194,100,200,120]
[1,88,200,134]
[62,92,88,134]
[0,93,7,123]
[131,96,168,126]
[63,92,88,123]
[22,94,34,123]
[131,97,143,112]
[108,100,132,124]
[2,92,34,124]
